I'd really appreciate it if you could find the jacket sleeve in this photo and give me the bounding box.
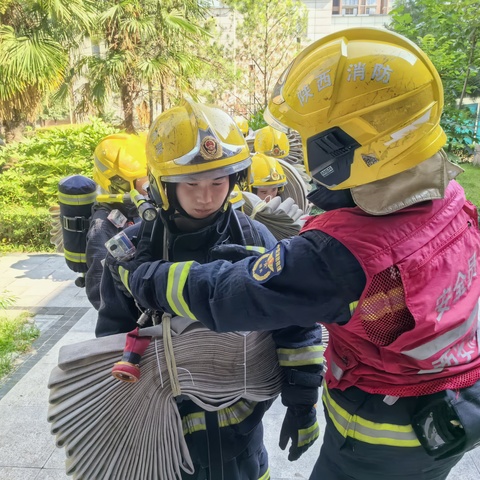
[128,228,366,332]
[85,208,119,311]
[247,217,325,402]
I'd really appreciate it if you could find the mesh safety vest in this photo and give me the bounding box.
[301,181,480,397]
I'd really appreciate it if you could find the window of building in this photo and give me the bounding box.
[332,0,340,15]
[333,0,386,16]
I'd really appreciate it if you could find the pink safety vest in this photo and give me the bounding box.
[301,181,480,397]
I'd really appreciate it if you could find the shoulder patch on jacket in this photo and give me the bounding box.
[250,243,284,283]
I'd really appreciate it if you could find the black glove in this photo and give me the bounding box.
[209,244,264,263]
[279,406,320,461]
[105,236,152,298]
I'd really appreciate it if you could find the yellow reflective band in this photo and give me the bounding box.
[349,300,358,315]
[182,400,259,435]
[64,249,86,264]
[245,246,267,253]
[298,421,320,447]
[258,467,270,480]
[166,262,197,320]
[276,345,325,367]
[58,191,97,206]
[182,412,206,435]
[217,400,258,427]
[118,267,132,295]
[322,387,420,447]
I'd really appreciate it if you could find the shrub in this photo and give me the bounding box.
[0,205,53,252]
[0,119,119,250]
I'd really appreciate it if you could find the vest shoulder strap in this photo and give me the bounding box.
[235,211,264,247]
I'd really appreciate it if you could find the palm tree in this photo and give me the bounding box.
[75,0,211,132]
[0,0,95,141]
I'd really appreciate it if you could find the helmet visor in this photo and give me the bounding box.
[163,158,251,183]
[264,107,290,134]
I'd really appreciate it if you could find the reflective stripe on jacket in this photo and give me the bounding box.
[322,386,420,447]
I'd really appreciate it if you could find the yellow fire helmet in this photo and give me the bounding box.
[251,153,288,192]
[146,100,251,210]
[254,126,290,158]
[265,27,446,190]
[93,133,147,194]
[234,115,249,137]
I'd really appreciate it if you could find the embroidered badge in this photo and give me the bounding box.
[200,136,222,160]
[251,244,285,283]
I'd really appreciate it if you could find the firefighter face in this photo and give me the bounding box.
[175,176,230,219]
[256,186,279,202]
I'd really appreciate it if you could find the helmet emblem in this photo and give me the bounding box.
[270,169,280,181]
[267,145,285,157]
[272,145,283,156]
[201,136,222,160]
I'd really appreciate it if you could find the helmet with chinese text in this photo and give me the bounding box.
[265,27,446,190]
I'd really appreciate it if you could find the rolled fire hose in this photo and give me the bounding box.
[48,315,284,480]
[277,159,312,212]
[242,192,307,241]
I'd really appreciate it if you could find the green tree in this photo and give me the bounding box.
[0,0,95,141]
[389,0,480,151]
[221,0,307,115]
[73,0,211,132]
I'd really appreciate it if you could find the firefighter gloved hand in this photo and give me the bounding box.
[279,406,320,461]
[105,237,152,297]
[209,244,263,263]
[105,254,136,297]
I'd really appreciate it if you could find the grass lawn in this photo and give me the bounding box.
[0,311,39,380]
[456,163,480,206]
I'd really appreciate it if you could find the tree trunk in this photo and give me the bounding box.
[459,30,477,108]
[3,111,26,143]
[148,80,154,126]
[160,83,165,113]
[121,83,136,133]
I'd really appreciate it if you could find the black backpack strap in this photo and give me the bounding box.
[132,217,161,255]
[233,211,264,247]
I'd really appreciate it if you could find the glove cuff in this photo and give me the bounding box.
[282,383,319,407]
[285,368,323,388]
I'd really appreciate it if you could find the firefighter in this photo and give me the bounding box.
[105,28,480,479]
[250,153,288,202]
[96,100,323,480]
[85,133,148,310]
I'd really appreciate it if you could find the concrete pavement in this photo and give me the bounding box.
[0,253,479,479]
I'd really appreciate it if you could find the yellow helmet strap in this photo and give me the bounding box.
[307,127,360,187]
